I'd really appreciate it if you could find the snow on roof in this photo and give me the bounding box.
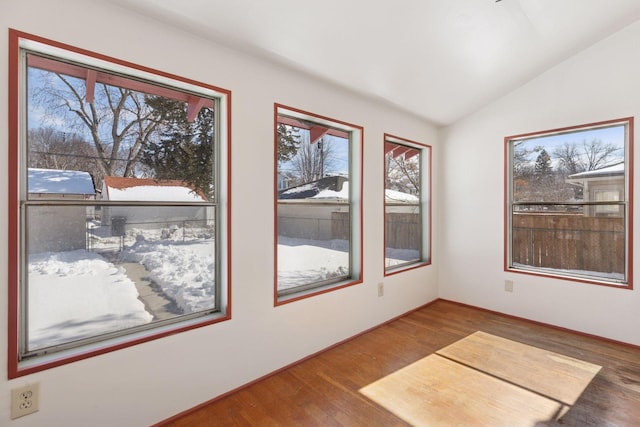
[567,162,624,179]
[385,189,419,203]
[103,176,206,202]
[28,168,96,195]
[279,176,349,200]
[312,180,349,199]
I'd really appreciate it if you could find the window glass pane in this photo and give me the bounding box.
[25,204,216,353]
[508,121,629,284]
[511,209,625,281]
[26,53,215,202]
[276,113,351,294]
[19,46,222,362]
[385,141,422,269]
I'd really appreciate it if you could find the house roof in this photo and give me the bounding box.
[567,162,624,179]
[28,168,96,195]
[279,176,348,200]
[279,175,418,202]
[102,177,206,201]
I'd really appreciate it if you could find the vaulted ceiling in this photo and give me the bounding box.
[109,0,640,125]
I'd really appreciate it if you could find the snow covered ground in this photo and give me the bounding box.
[28,250,152,350]
[27,228,419,351]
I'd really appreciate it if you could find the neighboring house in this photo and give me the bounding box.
[566,162,624,216]
[277,173,290,191]
[28,168,96,253]
[277,176,418,241]
[278,176,349,240]
[101,176,210,233]
[278,175,348,200]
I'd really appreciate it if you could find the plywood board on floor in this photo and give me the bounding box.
[359,331,601,427]
[437,331,601,406]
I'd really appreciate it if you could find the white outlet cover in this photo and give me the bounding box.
[11,383,39,419]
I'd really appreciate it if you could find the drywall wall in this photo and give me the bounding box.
[440,19,640,346]
[0,1,439,425]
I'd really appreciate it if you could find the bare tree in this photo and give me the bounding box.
[512,140,535,177]
[386,154,420,195]
[30,69,166,184]
[582,138,620,171]
[553,142,582,175]
[28,126,101,177]
[553,138,621,174]
[290,136,335,183]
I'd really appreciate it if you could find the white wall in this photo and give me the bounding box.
[440,20,640,347]
[0,0,439,425]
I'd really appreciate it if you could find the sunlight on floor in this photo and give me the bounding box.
[359,331,601,426]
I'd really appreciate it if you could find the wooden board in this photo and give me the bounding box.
[359,331,601,426]
[437,331,601,406]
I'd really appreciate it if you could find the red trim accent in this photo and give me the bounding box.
[627,118,634,290]
[383,134,433,278]
[273,103,279,306]
[224,90,233,322]
[152,298,441,427]
[504,134,509,273]
[7,29,21,380]
[7,29,233,378]
[309,126,330,145]
[85,69,97,104]
[274,104,364,306]
[504,117,634,290]
[27,54,214,123]
[277,115,349,140]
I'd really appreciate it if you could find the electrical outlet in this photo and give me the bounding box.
[11,383,39,419]
[505,280,514,292]
[377,282,384,297]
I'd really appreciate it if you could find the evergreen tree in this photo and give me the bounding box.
[141,97,214,200]
[277,124,301,162]
[534,149,552,174]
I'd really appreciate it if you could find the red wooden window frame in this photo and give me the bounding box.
[503,117,633,290]
[7,29,233,378]
[383,134,432,277]
[273,104,364,306]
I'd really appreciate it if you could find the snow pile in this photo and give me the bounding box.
[28,250,152,350]
[121,236,215,313]
[277,236,350,289]
[28,229,421,351]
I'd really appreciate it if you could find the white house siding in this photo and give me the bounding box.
[104,205,211,232]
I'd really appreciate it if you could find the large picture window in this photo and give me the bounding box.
[275,105,362,302]
[9,31,231,376]
[505,118,633,287]
[384,135,431,273]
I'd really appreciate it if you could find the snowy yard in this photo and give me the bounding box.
[28,229,419,351]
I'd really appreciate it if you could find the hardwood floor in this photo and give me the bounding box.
[159,300,640,426]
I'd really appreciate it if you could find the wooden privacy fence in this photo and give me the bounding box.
[512,213,625,274]
[332,212,420,249]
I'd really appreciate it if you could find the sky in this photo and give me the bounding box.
[279,134,350,176]
[512,123,626,167]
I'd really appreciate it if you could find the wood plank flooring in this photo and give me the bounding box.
[159,300,640,426]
